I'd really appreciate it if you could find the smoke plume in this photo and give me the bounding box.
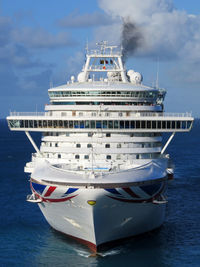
[121,18,142,61]
[98,0,200,63]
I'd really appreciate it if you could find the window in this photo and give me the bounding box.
[84,155,89,159]
[58,154,61,159]
[106,155,111,160]
[117,143,121,148]
[88,132,93,137]
[76,144,81,148]
[87,144,92,148]
[106,133,111,137]
[116,154,121,160]
[75,155,80,159]
[105,144,110,148]
[91,112,96,117]
[108,121,113,129]
[55,143,58,147]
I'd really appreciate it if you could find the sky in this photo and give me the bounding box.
[0,0,200,118]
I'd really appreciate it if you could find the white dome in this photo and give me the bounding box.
[71,76,75,83]
[77,72,86,82]
[107,72,114,78]
[130,72,143,84]
[127,69,135,77]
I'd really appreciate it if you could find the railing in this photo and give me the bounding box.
[87,51,121,56]
[9,111,192,118]
[137,112,192,117]
[10,112,46,116]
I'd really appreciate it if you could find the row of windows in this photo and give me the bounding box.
[44,142,160,148]
[49,90,162,99]
[43,132,161,137]
[68,111,131,117]
[51,153,159,160]
[9,119,192,130]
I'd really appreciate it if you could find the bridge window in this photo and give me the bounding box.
[8,118,192,132]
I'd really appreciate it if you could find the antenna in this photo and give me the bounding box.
[85,39,89,54]
[156,57,159,88]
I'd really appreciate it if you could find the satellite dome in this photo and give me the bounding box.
[71,76,75,83]
[77,72,86,82]
[130,72,143,84]
[127,69,135,77]
[107,72,113,78]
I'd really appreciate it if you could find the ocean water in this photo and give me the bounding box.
[0,119,200,267]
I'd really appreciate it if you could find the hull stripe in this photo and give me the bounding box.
[122,187,140,198]
[30,182,78,203]
[107,183,167,203]
[44,186,57,197]
[42,195,77,203]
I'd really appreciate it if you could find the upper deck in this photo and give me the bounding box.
[7,111,193,133]
[6,42,194,134]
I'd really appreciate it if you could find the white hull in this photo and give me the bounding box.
[31,179,167,251]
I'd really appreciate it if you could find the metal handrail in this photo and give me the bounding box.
[9,111,192,118]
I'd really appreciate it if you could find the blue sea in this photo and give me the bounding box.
[0,119,200,267]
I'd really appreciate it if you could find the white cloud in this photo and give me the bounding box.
[12,27,76,49]
[98,0,200,64]
[58,11,117,28]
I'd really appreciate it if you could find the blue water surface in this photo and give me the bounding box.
[0,119,200,267]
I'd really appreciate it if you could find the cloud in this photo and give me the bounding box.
[12,27,77,49]
[98,0,200,63]
[58,11,117,28]
[0,11,79,108]
[0,63,20,96]
[0,16,12,46]
[19,69,53,93]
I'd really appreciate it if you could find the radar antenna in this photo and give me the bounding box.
[156,57,159,88]
[96,41,117,54]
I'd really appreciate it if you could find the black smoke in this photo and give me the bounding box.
[121,18,142,61]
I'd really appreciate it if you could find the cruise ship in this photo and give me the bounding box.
[7,42,193,252]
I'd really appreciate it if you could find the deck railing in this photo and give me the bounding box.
[9,111,192,118]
